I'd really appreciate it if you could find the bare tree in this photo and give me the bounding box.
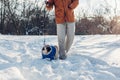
[0,0,56,35]
[0,0,5,34]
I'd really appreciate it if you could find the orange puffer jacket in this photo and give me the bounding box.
[46,0,79,24]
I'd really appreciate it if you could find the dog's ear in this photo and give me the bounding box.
[42,47,45,51]
[46,46,51,52]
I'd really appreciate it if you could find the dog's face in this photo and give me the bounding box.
[42,45,51,55]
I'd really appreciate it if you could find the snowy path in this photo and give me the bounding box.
[0,35,120,80]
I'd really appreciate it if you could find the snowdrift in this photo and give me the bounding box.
[0,35,120,80]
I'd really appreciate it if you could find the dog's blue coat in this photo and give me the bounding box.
[42,46,56,60]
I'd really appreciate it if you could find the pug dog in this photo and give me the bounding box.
[42,45,58,60]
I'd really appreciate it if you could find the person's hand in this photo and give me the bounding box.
[45,0,51,6]
[45,0,48,4]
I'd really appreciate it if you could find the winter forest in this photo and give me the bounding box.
[0,0,120,35]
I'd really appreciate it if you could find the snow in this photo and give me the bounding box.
[0,35,120,80]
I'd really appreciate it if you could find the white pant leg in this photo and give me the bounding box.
[65,22,75,53]
[57,23,66,57]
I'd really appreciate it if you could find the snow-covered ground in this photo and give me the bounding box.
[0,35,120,80]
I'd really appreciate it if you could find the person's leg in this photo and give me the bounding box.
[65,22,75,53]
[57,23,67,59]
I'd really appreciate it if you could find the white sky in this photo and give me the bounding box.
[18,0,120,9]
[7,0,120,17]
[80,0,120,8]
